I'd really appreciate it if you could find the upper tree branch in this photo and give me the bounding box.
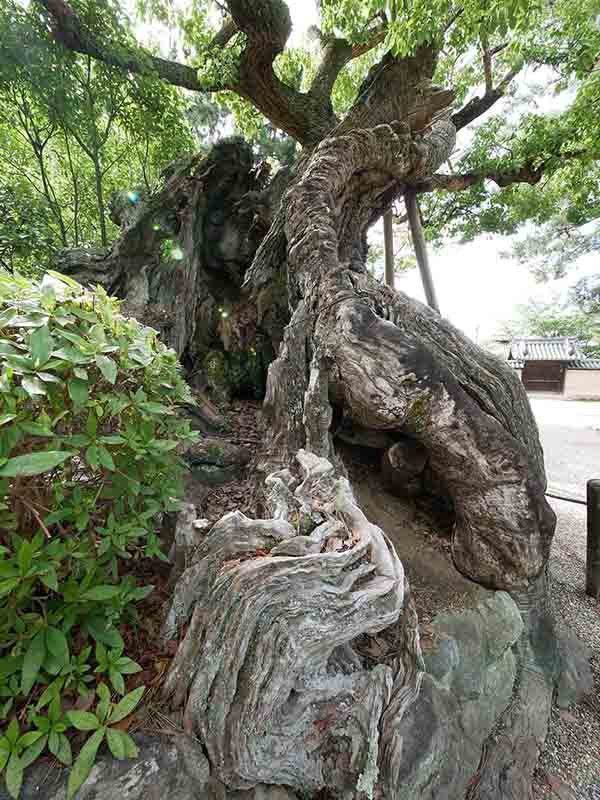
[451,64,521,131]
[308,24,388,106]
[480,33,493,93]
[210,18,239,49]
[36,0,339,147]
[413,148,587,193]
[35,0,208,91]
[413,166,542,193]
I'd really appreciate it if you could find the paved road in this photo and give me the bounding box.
[529,396,600,501]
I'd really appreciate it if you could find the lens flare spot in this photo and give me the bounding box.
[152,223,161,231]
[126,190,140,204]
[172,247,184,261]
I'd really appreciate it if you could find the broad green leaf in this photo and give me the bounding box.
[0,656,21,677]
[55,734,72,766]
[6,720,19,746]
[0,342,20,357]
[21,632,47,696]
[30,326,54,368]
[65,711,100,732]
[19,422,53,437]
[99,435,124,445]
[66,728,104,800]
[21,734,49,767]
[98,447,115,471]
[0,742,9,772]
[18,540,33,575]
[47,271,80,289]
[0,577,20,597]
[85,414,98,438]
[138,402,172,415]
[86,445,99,469]
[36,372,61,383]
[105,727,126,759]
[106,728,137,760]
[109,669,125,695]
[81,586,120,602]
[115,657,142,675]
[40,567,58,592]
[0,414,16,427]
[95,355,117,385]
[109,686,145,724]
[0,451,74,477]
[5,753,23,800]
[18,731,44,753]
[48,730,59,758]
[46,627,69,667]
[84,619,123,650]
[21,376,47,398]
[95,683,111,724]
[36,677,65,710]
[68,378,88,408]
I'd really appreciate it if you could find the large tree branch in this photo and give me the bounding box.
[35,0,209,91]
[451,65,521,131]
[414,166,542,193]
[412,147,587,193]
[36,0,338,147]
[224,0,338,144]
[308,25,388,106]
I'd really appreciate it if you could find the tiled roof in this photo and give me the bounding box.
[566,359,600,370]
[507,360,525,369]
[509,337,585,361]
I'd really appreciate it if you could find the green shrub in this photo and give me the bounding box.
[0,270,197,797]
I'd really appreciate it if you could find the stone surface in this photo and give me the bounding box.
[381,436,429,497]
[0,734,210,800]
[555,629,594,709]
[390,591,524,799]
[0,734,303,800]
[183,437,251,486]
[335,422,397,450]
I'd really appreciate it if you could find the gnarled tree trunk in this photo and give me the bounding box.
[58,118,561,800]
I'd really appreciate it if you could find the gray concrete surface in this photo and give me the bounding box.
[525,396,600,797]
[529,396,600,500]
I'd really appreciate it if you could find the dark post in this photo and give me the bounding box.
[405,189,441,313]
[383,209,395,287]
[587,479,600,599]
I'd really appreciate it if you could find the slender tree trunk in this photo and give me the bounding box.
[383,208,395,286]
[63,134,81,245]
[92,153,108,247]
[405,188,440,313]
[34,145,68,247]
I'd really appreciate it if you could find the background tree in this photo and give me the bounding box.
[0,0,195,270]
[501,273,600,355]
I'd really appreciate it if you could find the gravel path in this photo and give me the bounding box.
[533,498,600,799]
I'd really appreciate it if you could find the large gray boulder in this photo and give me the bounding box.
[0,734,300,800]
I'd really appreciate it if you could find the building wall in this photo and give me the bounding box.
[564,369,600,400]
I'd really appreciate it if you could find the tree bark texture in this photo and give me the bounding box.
[57,125,562,799]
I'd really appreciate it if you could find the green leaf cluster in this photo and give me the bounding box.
[0,269,197,797]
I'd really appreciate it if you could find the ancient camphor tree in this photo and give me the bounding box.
[27,0,599,796]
